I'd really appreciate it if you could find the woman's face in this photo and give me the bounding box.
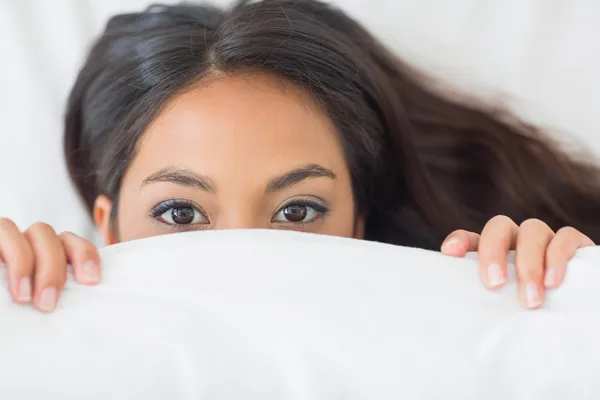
[94,73,362,244]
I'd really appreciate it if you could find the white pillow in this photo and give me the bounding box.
[0,230,598,399]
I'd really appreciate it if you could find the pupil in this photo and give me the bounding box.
[171,206,195,224]
[283,205,307,222]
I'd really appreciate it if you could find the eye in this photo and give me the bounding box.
[271,200,328,224]
[151,200,208,226]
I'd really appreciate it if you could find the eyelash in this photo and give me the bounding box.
[271,198,329,229]
[149,198,329,228]
[150,199,206,226]
[276,199,329,220]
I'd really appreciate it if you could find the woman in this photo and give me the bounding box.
[0,0,598,313]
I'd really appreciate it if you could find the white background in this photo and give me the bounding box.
[0,0,599,238]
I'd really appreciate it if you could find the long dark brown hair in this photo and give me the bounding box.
[64,0,600,250]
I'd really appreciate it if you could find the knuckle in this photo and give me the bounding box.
[518,218,546,230]
[59,232,98,263]
[454,229,470,236]
[0,217,17,231]
[58,231,75,240]
[59,231,88,246]
[446,229,467,239]
[488,215,514,226]
[26,222,56,237]
[555,226,579,238]
[58,231,79,248]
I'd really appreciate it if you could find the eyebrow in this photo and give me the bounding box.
[265,164,336,193]
[141,168,214,192]
[140,164,335,192]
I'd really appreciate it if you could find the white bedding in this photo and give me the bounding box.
[0,230,598,399]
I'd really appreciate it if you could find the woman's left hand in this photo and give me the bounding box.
[440,215,595,309]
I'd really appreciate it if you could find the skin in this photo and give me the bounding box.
[0,73,595,313]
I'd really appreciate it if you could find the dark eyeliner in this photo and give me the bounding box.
[278,198,330,216]
[149,199,202,218]
[295,199,328,214]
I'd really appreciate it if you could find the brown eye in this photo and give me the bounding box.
[171,206,195,224]
[271,200,327,224]
[282,205,308,222]
[158,205,206,225]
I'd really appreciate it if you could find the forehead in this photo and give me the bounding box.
[130,72,348,182]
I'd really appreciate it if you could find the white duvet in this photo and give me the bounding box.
[0,230,598,399]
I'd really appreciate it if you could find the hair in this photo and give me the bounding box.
[65,0,600,250]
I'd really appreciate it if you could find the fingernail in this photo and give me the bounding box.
[487,263,506,287]
[442,237,461,252]
[525,283,542,308]
[38,287,57,312]
[18,277,32,302]
[544,268,557,287]
[82,261,100,282]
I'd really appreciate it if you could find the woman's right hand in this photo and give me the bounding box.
[0,218,101,312]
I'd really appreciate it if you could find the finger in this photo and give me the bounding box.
[24,223,67,313]
[477,215,519,289]
[441,230,480,256]
[0,218,34,303]
[59,232,101,285]
[515,219,554,309]
[544,227,595,288]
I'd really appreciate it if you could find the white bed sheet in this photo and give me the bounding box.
[0,230,598,399]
